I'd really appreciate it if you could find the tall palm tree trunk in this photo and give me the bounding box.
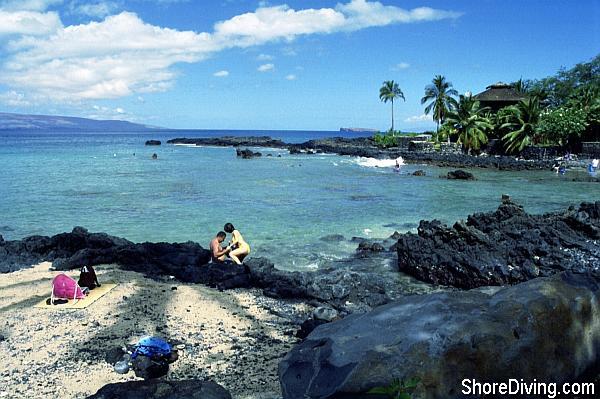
[391,99,394,132]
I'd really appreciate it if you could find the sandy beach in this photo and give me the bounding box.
[0,263,310,398]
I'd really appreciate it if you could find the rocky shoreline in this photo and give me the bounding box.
[165,136,581,171]
[2,200,599,398]
[2,200,598,311]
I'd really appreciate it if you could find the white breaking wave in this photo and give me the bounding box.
[355,156,404,168]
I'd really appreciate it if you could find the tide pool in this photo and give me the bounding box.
[1,130,598,271]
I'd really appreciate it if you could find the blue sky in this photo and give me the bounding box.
[0,0,598,131]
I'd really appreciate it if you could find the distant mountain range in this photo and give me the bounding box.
[0,112,162,132]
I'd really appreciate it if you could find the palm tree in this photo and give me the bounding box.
[420,75,458,141]
[513,78,531,95]
[444,94,492,154]
[501,97,542,154]
[379,80,405,132]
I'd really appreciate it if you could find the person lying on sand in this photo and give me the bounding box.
[224,223,250,265]
[210,231,231,263]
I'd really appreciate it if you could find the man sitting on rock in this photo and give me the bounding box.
[210,231,231,263]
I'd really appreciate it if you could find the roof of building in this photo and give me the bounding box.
[474,82,525,102]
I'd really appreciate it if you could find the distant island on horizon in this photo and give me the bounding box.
[339,127,378,133]
[0,111,428,134]
[0,112,162,132]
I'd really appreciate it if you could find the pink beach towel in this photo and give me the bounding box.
[51,273,86,304]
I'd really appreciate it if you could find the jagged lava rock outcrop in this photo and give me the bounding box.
[0,227,211,282]
[396,200,600,288]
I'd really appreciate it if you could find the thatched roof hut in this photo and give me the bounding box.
[474,82,525,111]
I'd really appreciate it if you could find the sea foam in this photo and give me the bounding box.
[355,156,404,168]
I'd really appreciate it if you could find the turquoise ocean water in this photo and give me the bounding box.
[1,130,598,271]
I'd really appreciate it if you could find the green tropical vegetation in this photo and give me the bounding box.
[379,80,405,132]
[500,97,542,154]
[536,107,587,147]
[444,95,492,154]
[368,377,420,399]
[375,54,599,155]
[420,75,458,141]
[373,130,400,148]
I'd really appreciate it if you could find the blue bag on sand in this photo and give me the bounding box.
[131,336,172,360]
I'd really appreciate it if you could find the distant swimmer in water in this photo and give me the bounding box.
[558,163,566,175]
[152,153,158,160]
[552,159,561,173]
[224,223,250,265]
[394,157,402,172]
[588,158,599,174]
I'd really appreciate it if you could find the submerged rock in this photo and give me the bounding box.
[236,148,262,158]
[319,234,345,242]
[87,380,232,399]
[144,140,161,146]
[279,271,600,399]
[396,200,600,288]
[446,169,475,180]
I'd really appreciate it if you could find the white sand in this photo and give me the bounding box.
[0,263,309,398]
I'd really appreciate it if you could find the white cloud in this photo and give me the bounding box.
[70,1,120,18]
[285,74,296,80]
[0,0,63,12]
[0,1,461,102]
[0,10,62,36]
[393,62,410,70]
[336,0,461,30]
[213,5,346,46]
[257,63,274,72]
[256,53,273,61]
[212,0,461,47]
[213,70,229,77]
[0,90,31,106]
[404,114,431,123]
[282,47,297,56]
[1,12,216,100]
[89,104,129,119]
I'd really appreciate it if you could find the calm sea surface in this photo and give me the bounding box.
[1,130,598,271]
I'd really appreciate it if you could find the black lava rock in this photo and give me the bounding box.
[446,169,475,180]
[87,380,232,399]
[396,200,600,288]
[235,148,262,158]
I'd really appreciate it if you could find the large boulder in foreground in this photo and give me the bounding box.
[396,200,600,288]
[87,380,231,399]
[279,271,600,399]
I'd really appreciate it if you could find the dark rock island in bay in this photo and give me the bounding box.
[166,136,561,171]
